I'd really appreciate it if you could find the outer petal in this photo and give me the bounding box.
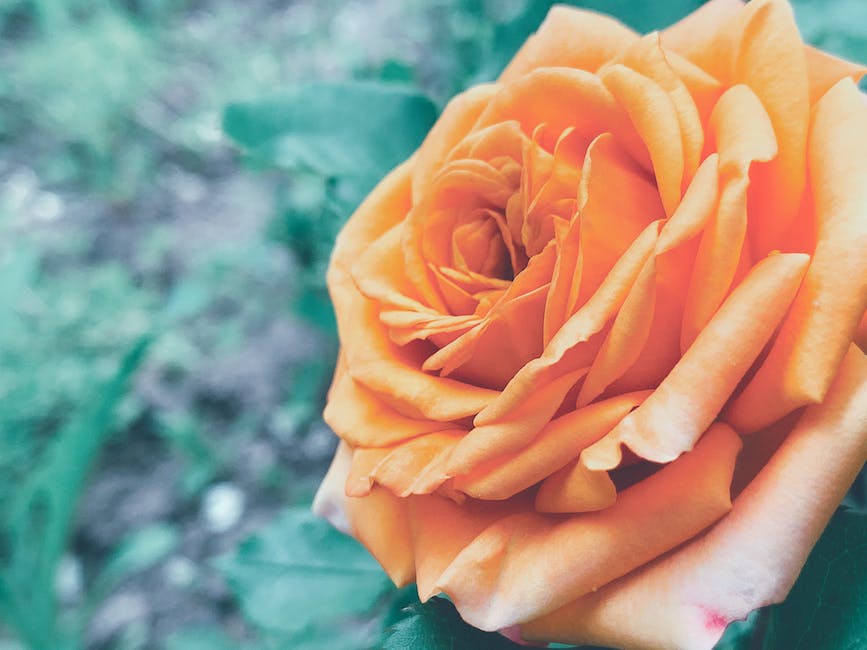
[499,6,638,83]
[437,425,741,631]
[728,78,867,432]
[523,345,867,650]
[804,45,867,104]
[313,442,416,587]
[312,441,354,535]
[661,0,744,78]
[668,0,810,256]
[325,375,455,448]
[412,84,499,205]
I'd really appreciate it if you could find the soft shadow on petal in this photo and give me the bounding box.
[728,78,867,432]
[437,424,741,631]
[583,252,808,468]
[523,345,867,650]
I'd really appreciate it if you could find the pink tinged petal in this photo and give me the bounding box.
[727,78,867,432]
[312,441,353,535]
[499,5,638,82]
[437,424,742,631]
[313,442,416,587]
[523,345,867,650]
[583,252,809,469]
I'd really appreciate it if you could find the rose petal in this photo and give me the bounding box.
[346,430,465,498]
[478,221,660,426]
[727,78,867,432]
[573,133,663,306]
[681,84,778,350]
[446,367,589,475]
[661,0,744,78]
[583,252,809,468]
[454,391,650,500]
[499,5,637,83]
[605,155,721,396]
[613,33,705,186]
[312,441,354,535]
[533,460,617,514]
[576,253,656,407]
[413,84,499,205]
[408,494,530,601]
[667,0,810,257]
[805,45,867,104]
[314,443,416,587]
[523,345,867,650]
[598,63,684,216]
[474,67,649,170]
[735,0,810,258]
[437,424,741,630]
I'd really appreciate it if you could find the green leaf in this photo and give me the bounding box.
[223,82,438,191]
[382,597,529,650]
[0,335,151,649]
[761,508,867,650]
[217,508,393,643]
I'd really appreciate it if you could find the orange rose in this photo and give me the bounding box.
[313,0,867,647]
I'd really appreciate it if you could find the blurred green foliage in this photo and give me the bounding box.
[0,0,864,649]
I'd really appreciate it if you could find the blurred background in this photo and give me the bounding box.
[0,1,863,648]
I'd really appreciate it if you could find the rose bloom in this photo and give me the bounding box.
[313,0,867,648]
